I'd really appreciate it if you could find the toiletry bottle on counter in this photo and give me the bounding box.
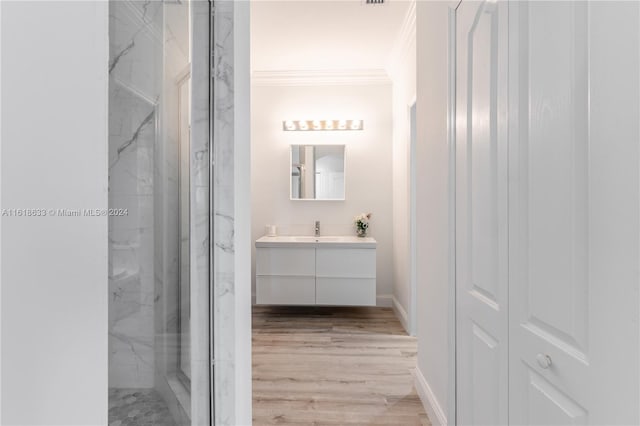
[265,225,277,236]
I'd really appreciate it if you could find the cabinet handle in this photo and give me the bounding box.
[536,353,552,369]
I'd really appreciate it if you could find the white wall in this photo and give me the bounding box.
[1,1,109,425]
[387,1,416,333]
[414,1,456,425]
[250,82,394,304]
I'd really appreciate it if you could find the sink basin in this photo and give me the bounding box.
[315,236,342,242]
[261,235,349,243]
[261,236,316,243]
[256,235,376,248]
[292,236,318,243]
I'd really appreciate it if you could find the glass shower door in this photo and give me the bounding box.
[108,1,211,425]
[178,72,191,385]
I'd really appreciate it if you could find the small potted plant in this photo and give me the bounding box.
[354,212,371,237]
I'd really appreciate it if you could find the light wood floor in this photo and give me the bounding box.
[252,306,430,425]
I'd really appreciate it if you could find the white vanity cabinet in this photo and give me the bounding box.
[315,248,376,306]
[255,236,376,306]
[255,247,316,305]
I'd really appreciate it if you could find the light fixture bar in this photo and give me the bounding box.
[282,119,364,131]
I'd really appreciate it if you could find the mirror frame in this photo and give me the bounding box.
[289,144,346,201]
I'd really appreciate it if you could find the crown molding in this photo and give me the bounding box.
[251,69,392,86]
[386,0,416,74]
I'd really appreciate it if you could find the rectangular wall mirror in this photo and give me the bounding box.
[290,145,345,200]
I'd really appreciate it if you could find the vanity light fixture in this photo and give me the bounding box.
[282,119,364,131]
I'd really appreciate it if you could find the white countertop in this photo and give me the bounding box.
[255,235,377,249]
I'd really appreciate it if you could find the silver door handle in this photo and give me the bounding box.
[536,353,552,369]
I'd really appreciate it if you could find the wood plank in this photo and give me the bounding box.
[252,306,430,426]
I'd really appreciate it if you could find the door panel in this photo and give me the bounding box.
[469,2,499,306]
[521,0,589,356]
[455,1,509,425]
[508,1,640,424]
[508,1,591,420]
[470,323,500,424]
[456,1,639,424]
[525,367,587,425]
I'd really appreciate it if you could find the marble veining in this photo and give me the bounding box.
[109,0,161,389]
[109,39,135,74]
[116,109,155,158]
[109,388,176,426]
[211,2,237,425]
[109,0,161,77]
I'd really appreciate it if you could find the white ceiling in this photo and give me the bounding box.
[250,0,412,72]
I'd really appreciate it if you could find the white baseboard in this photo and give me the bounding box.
[392,296,410,334]
[413,366,448,426]
[376,294,393,307]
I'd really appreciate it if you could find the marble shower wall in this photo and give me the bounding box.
[211,2,237,425]
[108,0,163,389]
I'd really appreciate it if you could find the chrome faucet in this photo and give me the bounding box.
[314,220,320,237]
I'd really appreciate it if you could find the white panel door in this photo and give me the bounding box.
[455,1,509,425]
[508,1,639,424]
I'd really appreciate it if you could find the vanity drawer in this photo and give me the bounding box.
[316,248,376,278]
[256,276,316,305]
[315,277,376,306]
[256,247,315,276]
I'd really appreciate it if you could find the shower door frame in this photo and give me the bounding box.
[208,0,215,424]
[177,65,193,391]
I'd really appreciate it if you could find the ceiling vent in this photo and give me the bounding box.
[364,0,385,4]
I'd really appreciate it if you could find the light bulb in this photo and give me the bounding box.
[338,120,347,130]
[299,121,309,131]
[285,120,295,130]
[313,120,321,130]
[351,119,361,130]
[325,120,334,130]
